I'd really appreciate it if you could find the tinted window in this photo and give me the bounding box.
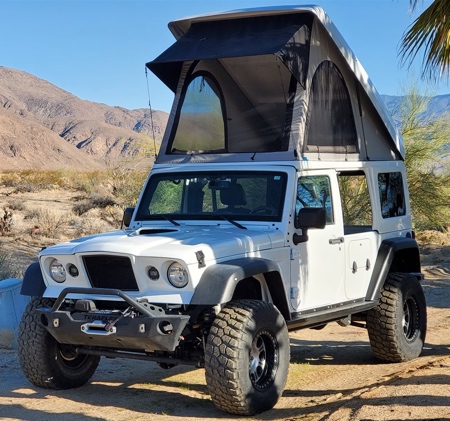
[296,176,333,223]
[378,172,406,218]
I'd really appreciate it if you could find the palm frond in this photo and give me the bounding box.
[400,0,450,81]
[408,0,421,12]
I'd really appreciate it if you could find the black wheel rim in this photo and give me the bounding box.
[403,296,420,342]
[249,329,278,391]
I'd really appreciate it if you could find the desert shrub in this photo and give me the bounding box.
[24,208,41,221]
[0,170,71,192]
[105,161,148,206]
[70,171,109,194]
[394,86,450,230]
[72,194,116,216]
[100,205,124,227]
[72,202,93,216]
[7,199,26,211]
[0,172,21,188]
[0,208,14,236]
[416,228,450,245]
[72,217,112,237]
[30,208,70,238]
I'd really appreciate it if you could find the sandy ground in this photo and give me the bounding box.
[0,243,449,421]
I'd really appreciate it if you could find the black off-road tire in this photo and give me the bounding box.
[205,300,290,415]
[18,297,100,389]
[367,273,427,362]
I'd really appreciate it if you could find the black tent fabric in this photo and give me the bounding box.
[147,13,312,91]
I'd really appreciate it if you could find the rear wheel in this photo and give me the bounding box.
[205,300,290,415]
[367,273,426,362]
[18,297,100,389]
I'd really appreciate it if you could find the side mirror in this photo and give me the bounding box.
[293,207,326,244]
[122,207,135,228]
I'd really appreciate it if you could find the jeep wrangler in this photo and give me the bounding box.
[18,6,426,416]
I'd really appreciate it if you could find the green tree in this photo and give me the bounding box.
[400,0,450,81]
[395,86,450,229]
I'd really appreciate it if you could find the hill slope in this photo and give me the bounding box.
[0,67,168,171]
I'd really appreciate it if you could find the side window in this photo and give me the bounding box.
[296,176,333,223]
[338,172,372,228]
[378,172,406,218]
[170,73,225,154]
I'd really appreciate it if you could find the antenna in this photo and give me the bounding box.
[145,66,158,159]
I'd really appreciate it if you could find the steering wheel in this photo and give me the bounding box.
[250,206,275,215]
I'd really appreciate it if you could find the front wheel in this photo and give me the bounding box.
[18,297,100,389]
[367,273,427,362]
[205,300,290,415]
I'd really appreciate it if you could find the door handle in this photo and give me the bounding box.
[329,237,344,245]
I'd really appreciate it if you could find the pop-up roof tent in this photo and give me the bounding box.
[147,6,404,164]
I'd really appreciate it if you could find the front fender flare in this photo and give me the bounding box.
[20,261,46,297]
[190,257,282,306]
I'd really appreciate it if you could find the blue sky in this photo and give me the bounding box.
[1,0,444,112]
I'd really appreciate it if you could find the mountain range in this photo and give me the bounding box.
[0,66,449,171]
[0,67,168,171]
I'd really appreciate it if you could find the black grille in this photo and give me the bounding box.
[82,255,139,291]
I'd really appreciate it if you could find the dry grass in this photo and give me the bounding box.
[416,228,450,245]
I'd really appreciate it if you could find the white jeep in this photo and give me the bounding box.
[18,6,426,416]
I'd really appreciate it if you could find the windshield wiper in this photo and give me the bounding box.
[161,215,180,226]
[219,216,247,230]
[138,214,180,226]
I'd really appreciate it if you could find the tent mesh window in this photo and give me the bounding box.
[305,60,358,154]
[171,73,226,154]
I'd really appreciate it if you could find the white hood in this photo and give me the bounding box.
[40,225,284,264]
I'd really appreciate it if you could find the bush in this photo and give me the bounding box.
[100,205,124,227]
[0,208,14,236]
[8,199,26,211]
[30,208,70,239]
[0,170,70,192]
[72,194,117,216]
[394,86,450,230]
[72,217,112,238]
[105,161,149,206]
[70,171,109,194]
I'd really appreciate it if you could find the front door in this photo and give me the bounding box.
[290,170,346,310]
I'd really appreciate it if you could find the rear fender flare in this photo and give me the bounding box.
[366,237,421,301]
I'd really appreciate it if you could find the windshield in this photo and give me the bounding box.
[136,171,287,222]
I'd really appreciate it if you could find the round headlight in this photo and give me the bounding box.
[49,259,66,283]
[167,262,188,288]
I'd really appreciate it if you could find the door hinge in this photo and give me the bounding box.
[290,248,300,261]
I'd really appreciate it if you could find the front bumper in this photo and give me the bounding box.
[37,287,190,352]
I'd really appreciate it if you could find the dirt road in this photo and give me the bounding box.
[1,244,450,421]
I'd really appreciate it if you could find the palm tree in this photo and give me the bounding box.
[400,0,450,81]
